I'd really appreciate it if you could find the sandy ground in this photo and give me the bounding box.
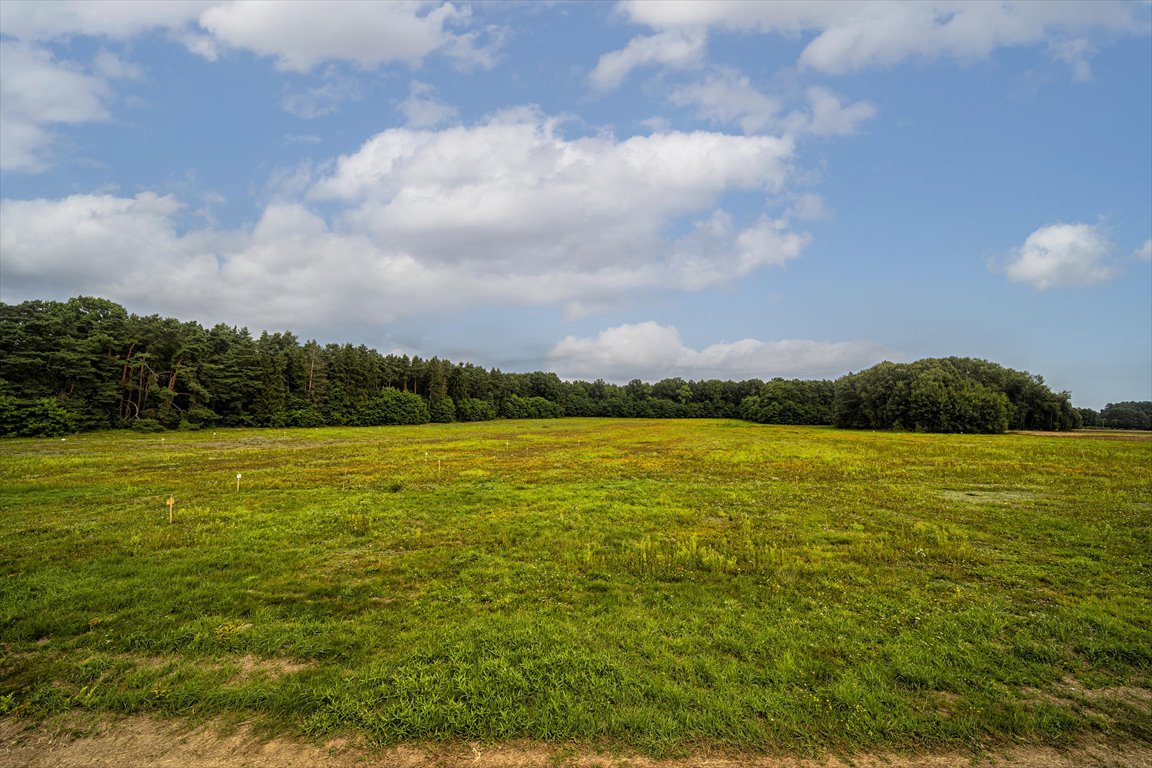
[2,715,1151,768]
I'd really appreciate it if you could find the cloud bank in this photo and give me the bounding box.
[1,109,810,330]
[548,322,891,382]
[611,0,1140,78]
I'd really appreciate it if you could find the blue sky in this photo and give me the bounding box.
[1,1,1149,409]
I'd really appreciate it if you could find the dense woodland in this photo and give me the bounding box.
[0,296,1134,438]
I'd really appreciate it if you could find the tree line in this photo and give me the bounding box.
[1077,402,1152,430]
[0,296,1111,437]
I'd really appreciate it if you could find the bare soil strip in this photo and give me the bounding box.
[3,715,1151,768]
[1009,430,1152,441]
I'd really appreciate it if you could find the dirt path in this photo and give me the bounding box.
[3,715,1151,768]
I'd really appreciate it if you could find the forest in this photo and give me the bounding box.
[0,296,1119,437]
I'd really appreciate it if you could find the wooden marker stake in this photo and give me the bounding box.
[166,496,175,523]
[236,473,242,491]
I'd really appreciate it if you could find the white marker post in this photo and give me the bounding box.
[166,496,175,523]
[236,473,242,491]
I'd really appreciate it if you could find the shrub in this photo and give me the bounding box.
[0,396,77,437]
[456,398,497,422]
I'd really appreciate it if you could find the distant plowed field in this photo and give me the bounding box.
[1,420,1149,758]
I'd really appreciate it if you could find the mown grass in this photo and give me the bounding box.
[1,419,1149,755]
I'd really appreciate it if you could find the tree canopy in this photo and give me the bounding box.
[833,358,1079,433]
[0,297,1102,437]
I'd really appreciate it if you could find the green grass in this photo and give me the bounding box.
[1,419,1149,755]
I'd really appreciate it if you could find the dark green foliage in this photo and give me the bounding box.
[1098,401,1152,430]
[288,408,326,428]
[1076,407,1100,427]
[501,394,564,419]
[429,395,456,423]
[352,389,429,426]
[0,298,1105,437]
[455,398,498,422]
[834,358,1074,434]
[0,396,76,437]
[740,379,834,425]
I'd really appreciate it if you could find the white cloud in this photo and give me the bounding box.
[0,41,112,172]
[1002,222,1116,289]
[616,0,1141,75]
[1,1,499,72]
[1049,37,1096,82]
[790,87,876,136]
[281,70,363,119]
[1135,239,1152,262]
[0,0,210,41]
[308,110,800,291]
[670,70,875,137]
[548,321,890,382]
[0,193,219,296]
[199,1,493,73]
[784,192,829,221]
[399,81,458,128]
[667,211,809,289]
[668,66,780,134]
[92,49,144,81]
[589,29,707,91]
[1,110,813,330]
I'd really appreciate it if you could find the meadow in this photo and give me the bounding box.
[0,419,1149,757]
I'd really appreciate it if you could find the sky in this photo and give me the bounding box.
[0,1,1150,410]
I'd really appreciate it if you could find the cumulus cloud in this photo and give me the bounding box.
[667,211,809,289]
[1,1,499,72]
[0,193,221,298]
[668,66,780,134]
[670,69,875,138]
[1049,37,1097,82]
[615,0,1140,75]
[1135,239,1152,262]
[589,29,707,91]
[92,49,144,81]
[548,321,890,382]
[0,2,501,171]
[199,1,493,72]
[1,110,813,330]
[784,192,829,221]
[281,70,363,119]
[0,0,209,41]
[0,41,112,172]
[791,87,876,136]
[1002,222,1116,289]
[399,81,458,128]
[308,109,799,283]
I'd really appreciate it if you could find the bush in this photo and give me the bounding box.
[740,379,834,425]
[0,396,77,437]
[288,407,326,427]
[352,388,429,426]
[501,394,564,419]
[429,395,456,423]
[456,398,497,422]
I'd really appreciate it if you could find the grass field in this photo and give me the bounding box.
[1,419,1149,757]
